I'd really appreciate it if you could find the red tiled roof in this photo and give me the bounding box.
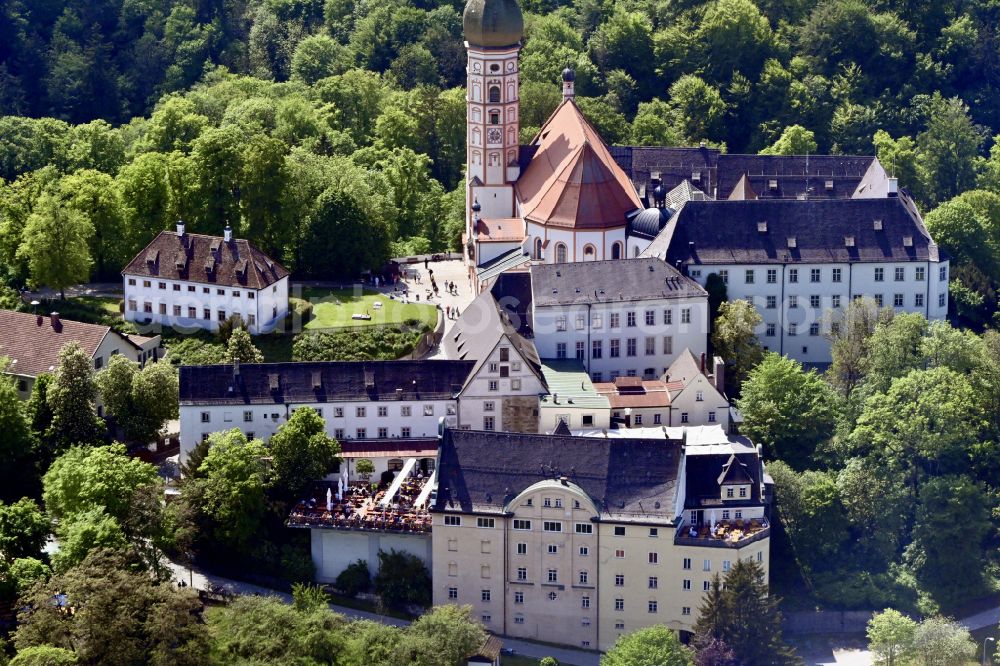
[516,100,642,229]
[0,309,113,377]
[594,379,674,409]
[476,218,526,242]
[122,231,288,290]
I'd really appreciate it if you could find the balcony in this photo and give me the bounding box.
[287,476,433,534]
[673,519,770,548]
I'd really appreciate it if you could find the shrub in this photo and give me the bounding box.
[292,326,424,361]
[335,560,370,597]
[280,544,315,583]
[374,549,430,609]
[166,338,227,366]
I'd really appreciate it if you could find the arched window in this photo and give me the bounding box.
[534,238,543,260]
[555,243,568,263]
[489,111,500,125]
[612,242,622,260]
[488,86,501,103]
[583,244,596,260]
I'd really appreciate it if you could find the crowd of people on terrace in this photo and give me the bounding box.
[288,474,432,533]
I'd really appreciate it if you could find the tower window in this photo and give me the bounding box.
[489,112,500,125]
[489,86,501,103]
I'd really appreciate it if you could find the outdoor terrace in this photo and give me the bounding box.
[287,462,434,534]
[674,518,770,548]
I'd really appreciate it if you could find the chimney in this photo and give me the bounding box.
[50,312,61,331]
[713,356,725,394]
[233,358,240,377]
[224,225,233,243]
[561,68,575,101]
[552,392,558,404]
[887,177,898,197]
[700,352,706,372]
[176,219,185,236]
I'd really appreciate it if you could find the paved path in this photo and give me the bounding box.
[166,561,600,665]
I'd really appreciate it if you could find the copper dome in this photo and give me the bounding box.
[464,0,523,49]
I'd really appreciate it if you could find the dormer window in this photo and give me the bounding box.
[874,219,883,231]
[844,235,855,247]
[787,237,797,248]
[768,179,778,190]
[825,179,834,190]
[903,236,913,247]
[757,221,767,233]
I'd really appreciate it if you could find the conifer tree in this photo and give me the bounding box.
[226,327,264,364]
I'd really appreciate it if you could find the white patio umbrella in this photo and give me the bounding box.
[710,510,717,530]
[326,487,333,511]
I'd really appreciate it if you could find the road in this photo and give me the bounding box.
[166,561,601,666]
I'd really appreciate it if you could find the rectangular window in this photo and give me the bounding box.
[448,587,457,599]
[477,518,495,528]
[356,406,366,418]
[766,269,777,284]
[556,343,567,359]
[915,293,924,307]
[575,341,585,360]
[615,549,625,558]
[683,558,691,570]
[895,267,905,281]
[610,339,620,358]
[874,267,884,282]
[627,311,636,327]
[811,268,821,283]
[645,310,655,326]
[681,308,691,324]
[575,523,593,534]
[745,269,755,284]
[614,526,627,537]
[515,591,524,604]
[516,543,527,555]
[556,316,566,331]
[874,294,883,307]
[400,426,410,438]
[708,411,716,422]
[810,294,821,308]
[591,315,602,329]
[789,323,797,336]
[243,410,253,422]
[610,313,620,328]
[704,559,711,571]
[159,282,166,290]
[582,596,590,609]
[645,337,655,356]
[681,412,689,423]
[488,380,498,392]
[626,338,637,357]
[377,427,388,439]
[832,267,842,283]
[517,568,527,581]
[682,606,691,616]
[355,428,366,439]
[481,589,491,602]
[788,295,798,309]
[575,314,585,330]
[513,519,531,531]
[649,576,658,589]
[894,293,904,307]
[939,293,946,307]
[580,545,589,556]
[648,601,658,614]
[615,598,624,611]
[334,428,344,440]
[766,323,776,337]
[648,552,659,564]
[143,280,151,288]
[444,515,461,526]
[592,340,602,359]
[547,569,558,583]
[789,268,798,283]
[615,574,624,586]
[683,580,691,590]
[543,521,562,532]
[579,570,589,584]
[547,544,558,554]
[483,401,495,412]
[663,308,672,325]
[766,295,777,309]
[832,294,841,308]
[483,416,495,431]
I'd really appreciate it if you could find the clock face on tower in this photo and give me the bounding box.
[487,127,503,144]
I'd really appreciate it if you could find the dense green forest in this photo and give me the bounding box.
[4,0,1000,326]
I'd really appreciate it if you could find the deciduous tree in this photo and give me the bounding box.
[602,625,693,666]
[16,194,94,298]
[866,609,916,666]
[45,342,104,452]
[268,407,340,501]
[710,299,763,394]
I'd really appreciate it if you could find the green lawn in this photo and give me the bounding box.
[301,287,438,331]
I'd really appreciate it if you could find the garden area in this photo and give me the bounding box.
[299,286,438,332]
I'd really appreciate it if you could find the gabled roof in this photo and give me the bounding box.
[178,360,475,405]
[442,290,541,386]
[530,258,705,307]
[718,454,753,485]
[666,349,704,384]
[516,100,642,229]
[123,231,289,289]
[433,428,683,522]
[728,174,757,200]
[661,197,938,265]
[0,309,119,378]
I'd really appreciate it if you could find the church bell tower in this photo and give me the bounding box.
[463,0,523,267]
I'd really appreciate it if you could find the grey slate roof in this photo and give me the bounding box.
[608,147,877,202]
[530,258,706,307]
[661,197,938,266]
[628,206,673,240]
[442,290,541,383]
[685,448,763,509]
[433,429,683,522]
[179,360,475,405]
